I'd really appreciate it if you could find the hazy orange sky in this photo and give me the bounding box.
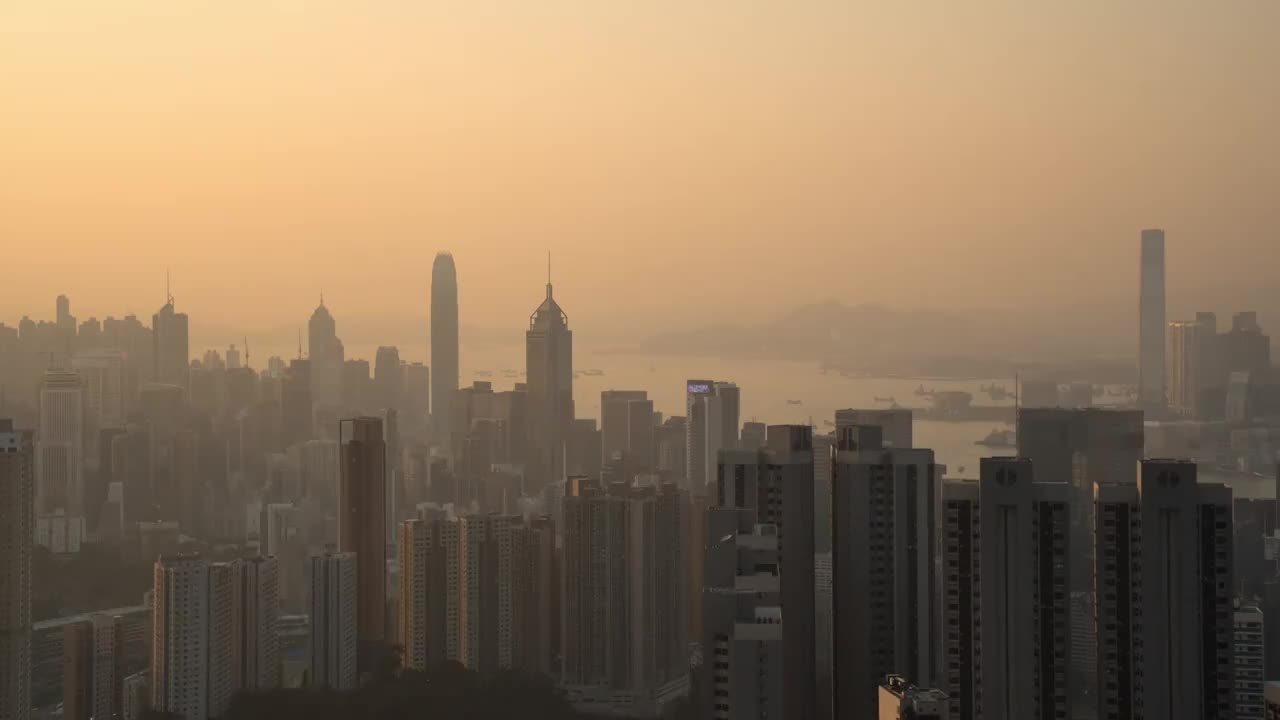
[2,2,1277,352]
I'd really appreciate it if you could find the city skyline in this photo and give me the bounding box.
[4,5,1280,719]
[3,3,1279,337]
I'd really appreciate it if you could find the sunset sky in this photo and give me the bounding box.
[2,2,1277,352]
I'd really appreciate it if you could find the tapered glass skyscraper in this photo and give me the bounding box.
[431,253,459,452]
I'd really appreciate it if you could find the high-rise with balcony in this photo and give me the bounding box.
[1236,605,1265,720]
[978,457,1072,720]
[713,425,815,720]
[309,550,357,690]
[0,421,34,720]
[560,477,690,716]
[63,613,124,720]
[1094,460,1234,720]
[701,508,784,720]
[1167,320,1203,417]
[237,556,281,691]
[398,517,448,671]
[831,425,942,719]
[151,556,211,720]
[940,478,981,720]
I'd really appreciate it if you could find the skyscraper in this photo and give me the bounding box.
[374,347,402,411]
[339,416,387,669]
[940,478,980,720]
[63,620,93,720]
[685,380,739,492]
[713,425,815,720]
[205,561,239,718]
[309,550,358,691]
[601,390,647,466]
[342,359,371,412]
[525,274,573,492]
[701,507,784,720]
[152,298,189,390]
[36,370,86,529]
[308,299,345,408]
[1139,228,1166,411]
[1167,320,1203,417]
[978,457,1072,720]
[559,478,689,715]
[1094,461,1234,720]
[151,556,210,720]
[404,362,430,425]
[237,556,281,691]
[71,349,126,444]
[0,421,33,720]
[1236,606,1265,720]
[281,359,313,448]
[397,517,448,671]
[834,407,913,449]
[831,432,942,718]
[431,252,459,451]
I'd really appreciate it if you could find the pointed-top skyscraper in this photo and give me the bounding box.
[526,256,572,491]
[309,296,344,408]
[152,280,189,390]
[431,253,458,452]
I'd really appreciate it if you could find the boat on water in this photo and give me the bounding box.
[914,384,935,397]
[981,383,1009,401]
[874,396,895,404]
[975,428,1017,447]
[786,399,803,405]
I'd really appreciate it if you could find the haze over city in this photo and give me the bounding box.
[3,1,1279,350]
[3,4,1280,720]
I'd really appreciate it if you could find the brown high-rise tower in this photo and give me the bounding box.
[339,416,387,670]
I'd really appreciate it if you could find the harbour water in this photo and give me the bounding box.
[296,339,1276,495]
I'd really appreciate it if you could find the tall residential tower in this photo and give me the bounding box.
[0,422,33,720]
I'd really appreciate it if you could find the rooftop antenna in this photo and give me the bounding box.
[244,336,251,369]
[166,268,174,306]
[298,329,303,359]
[320,289,324,307]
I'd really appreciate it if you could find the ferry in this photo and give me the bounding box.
[975,428,1017,448]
